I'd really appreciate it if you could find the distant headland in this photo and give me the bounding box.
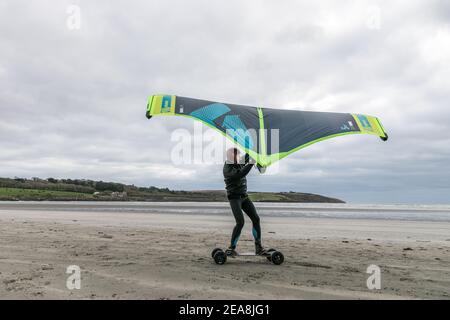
[0,177,344,203]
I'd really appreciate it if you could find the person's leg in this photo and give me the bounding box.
[241,198,263,251]
[228,198,245,249]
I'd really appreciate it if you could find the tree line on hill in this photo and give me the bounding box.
[0,177,171,194]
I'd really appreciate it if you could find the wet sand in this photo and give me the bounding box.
[0,203,449,299]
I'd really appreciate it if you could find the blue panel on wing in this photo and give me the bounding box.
[222,115,254,149]
[189,103,231,126]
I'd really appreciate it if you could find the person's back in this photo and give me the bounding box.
[223,162,251,198]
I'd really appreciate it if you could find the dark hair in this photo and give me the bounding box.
[227,147,240,164]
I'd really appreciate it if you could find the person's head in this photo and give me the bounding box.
[226,147,240,164]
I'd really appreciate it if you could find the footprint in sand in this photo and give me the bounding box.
[41,265,53,271]
[341,266,360,273]
[295,262,332,269]
[3,279,16,285]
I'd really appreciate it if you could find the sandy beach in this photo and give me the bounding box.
[0,202,449,299]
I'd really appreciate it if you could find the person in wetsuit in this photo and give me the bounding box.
[223,147,265,256]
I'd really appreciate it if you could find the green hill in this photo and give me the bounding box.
[0,177,344,203]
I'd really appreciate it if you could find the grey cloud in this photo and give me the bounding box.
[0,0,449,203]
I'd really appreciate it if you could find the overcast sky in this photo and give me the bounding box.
[1,0,449,204]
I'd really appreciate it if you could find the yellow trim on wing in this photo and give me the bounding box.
[351,114,387,138]
[148,95,177,116]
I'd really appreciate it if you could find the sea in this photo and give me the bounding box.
[1,201,450,222]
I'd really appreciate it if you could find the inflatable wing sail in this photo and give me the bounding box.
[146,95,388,167]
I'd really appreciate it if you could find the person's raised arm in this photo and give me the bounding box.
[224,163,254,179]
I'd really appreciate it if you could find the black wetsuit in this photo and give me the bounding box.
[223,162,262,249]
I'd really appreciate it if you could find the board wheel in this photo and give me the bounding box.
[213,250,227,265]
[211,248,222,258]
[270,251,284,265]
[266,248,276,262]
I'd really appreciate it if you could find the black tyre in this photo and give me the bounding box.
[211,248,222,258]
[266,248,275,262]
[271,251,284,265]
[213,250,227,265]
[267,248,277,262]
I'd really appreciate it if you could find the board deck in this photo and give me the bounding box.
[229,252,271,257]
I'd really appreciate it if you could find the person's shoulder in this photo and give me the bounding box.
[223,162,237,173]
